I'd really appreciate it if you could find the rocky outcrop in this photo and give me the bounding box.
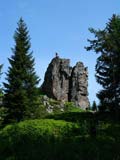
[40,95,65,113]
[69,62,89,109]
[41,56,89,109]
[41,57,71,101]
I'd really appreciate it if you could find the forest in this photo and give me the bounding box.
[0,14,120,160]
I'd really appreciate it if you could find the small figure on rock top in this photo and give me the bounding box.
[55,52,59,58]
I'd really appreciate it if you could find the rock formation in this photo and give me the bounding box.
[41,57,71,101]
[41,56,89,109]
[69,62,89,109]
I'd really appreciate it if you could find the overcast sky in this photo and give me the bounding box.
[0,0,120,104]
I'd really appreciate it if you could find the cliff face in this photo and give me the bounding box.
[41,56,89,109]
[41,57,70,101]
[69,62,89,109]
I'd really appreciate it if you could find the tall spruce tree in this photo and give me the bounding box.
[86,14,120,112]
[4,18,39,122]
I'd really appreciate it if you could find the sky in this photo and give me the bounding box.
[0,0,120,105]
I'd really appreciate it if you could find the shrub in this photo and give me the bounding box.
[64,102,83,112]
[0,119,79,159]
[0,119,120,160]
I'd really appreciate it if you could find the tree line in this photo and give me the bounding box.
[0,14,120,124]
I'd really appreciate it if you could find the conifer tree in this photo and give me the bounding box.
[0,65,2,74]
[91,101,97,111]
[0,64,5,125]
[0,64,2,91]
[86,14,120,111]
[3,18,39,122]
[0,64,3,103]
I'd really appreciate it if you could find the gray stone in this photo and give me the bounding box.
[41,56,90,110]
[70,62,90,109]
[41,57,70,101]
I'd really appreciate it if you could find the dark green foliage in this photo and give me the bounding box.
[0,107,8,127]
[0,65,6,127]
[86,14,120,111]
[91,101,97,111]
[32,105,48,118]
[47,111,120,123]
[46,112,94,126]
[3,18,39,123]
[0,118,120,160]
[0,119,79,160]
[0,64,2,77]
[0,64,3,99]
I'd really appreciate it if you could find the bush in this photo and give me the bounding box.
[64,102,84,112]
[0,119,79,160]
[0,118,120,160]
